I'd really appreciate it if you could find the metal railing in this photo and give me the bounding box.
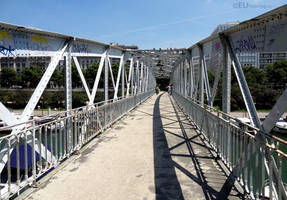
[0,90,154,199]
[173,91,287,200]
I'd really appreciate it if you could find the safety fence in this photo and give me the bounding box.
[0,90,154,199]
[173,91,287,200]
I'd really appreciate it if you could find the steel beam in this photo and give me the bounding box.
[73,56,92,102]
[221,34,261,128]
[121,57,125,98]
[220,36,231,114]
[139,61,144,94]
[203,55,212,106]
[21,41,69,122]
[108,57,116,90]
[263,89,287,133]
[90,51,106,104]
[113,54,124,100]
[104,52,109,103]
[126,58,133,97]
[198,44,204,106]
[184,59,187,96]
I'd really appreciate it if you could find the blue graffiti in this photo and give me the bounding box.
[234,36,256,52]
[72,43,90,53]
[0,45,15,57]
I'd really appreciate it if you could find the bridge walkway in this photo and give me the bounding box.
[22,92,245,200]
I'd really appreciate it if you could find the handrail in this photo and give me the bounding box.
[173,91,287,200]
[0,90,154,199]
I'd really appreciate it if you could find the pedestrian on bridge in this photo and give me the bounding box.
[167,85,172,95]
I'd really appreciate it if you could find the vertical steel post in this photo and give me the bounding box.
[221,36,231,114]
[121,57,125,98]
[65,42,73,153]
[184,59,187,96]
[181,62,184,94]
[131,60,134,96]
[104,53,109,103]
[198,44,204,106]
[140,61,144,94]
[146,64,148,92]
[221,34,261,128]
[65,44,72,112]
[135,60,139,95]
[189,50,194,99]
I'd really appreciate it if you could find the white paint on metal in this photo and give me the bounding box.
[263,89,287,133]
[21,42,69,123]
[90,51,107,104]
[113,54,124,100]
[108,56,116,90]
[73,56,92,102]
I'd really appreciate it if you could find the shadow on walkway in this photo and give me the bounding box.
[153,93,184,200]
[152,93,244,200]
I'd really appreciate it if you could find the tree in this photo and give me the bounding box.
[230,65,279,111]
[0,67,19,87]
[21,65,43,88]
[267,59,287,85]
[50,69,63,87]
[207,69,215,86]
[72,63,82,88]
[242,65,267,86]
[84,62,99,88]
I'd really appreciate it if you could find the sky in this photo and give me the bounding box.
[1,0,286,49]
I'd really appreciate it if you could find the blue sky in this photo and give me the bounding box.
[1,0,286,49]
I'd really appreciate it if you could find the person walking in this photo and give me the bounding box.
[167,85,171,95]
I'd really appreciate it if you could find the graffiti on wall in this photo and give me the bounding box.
[230,25,266,53]
[72,43,90,53]
[0,45,15,57]
[31,35,48,44]
[0,32,12,40]
[234,36,257,52]
[0,32,14,56]
[0,31,65,57]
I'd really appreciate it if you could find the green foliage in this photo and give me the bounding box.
[242,65,267,85]
[111,63,119,82]
[72,92,89,108]
[72,63,82,88]
[267,59,287,85]
[207,70,215,85]
[50,69,64,87]
[229,65,282,111]
[84,62,100,88]
[0,67,19,87]
[0,91,31,109]
[21,65,43,88]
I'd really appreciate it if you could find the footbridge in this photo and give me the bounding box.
[0,5,287,200]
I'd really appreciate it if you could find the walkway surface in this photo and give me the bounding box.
[23,93,245,200]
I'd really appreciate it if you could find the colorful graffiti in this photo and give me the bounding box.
[234,36,256,52]
[72,43,90,53]
[214,42,221,52]
[0,32,12,40]
[31,35,48,44]
[0,45,15,57]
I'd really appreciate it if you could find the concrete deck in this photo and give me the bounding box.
[23,93,245,200]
